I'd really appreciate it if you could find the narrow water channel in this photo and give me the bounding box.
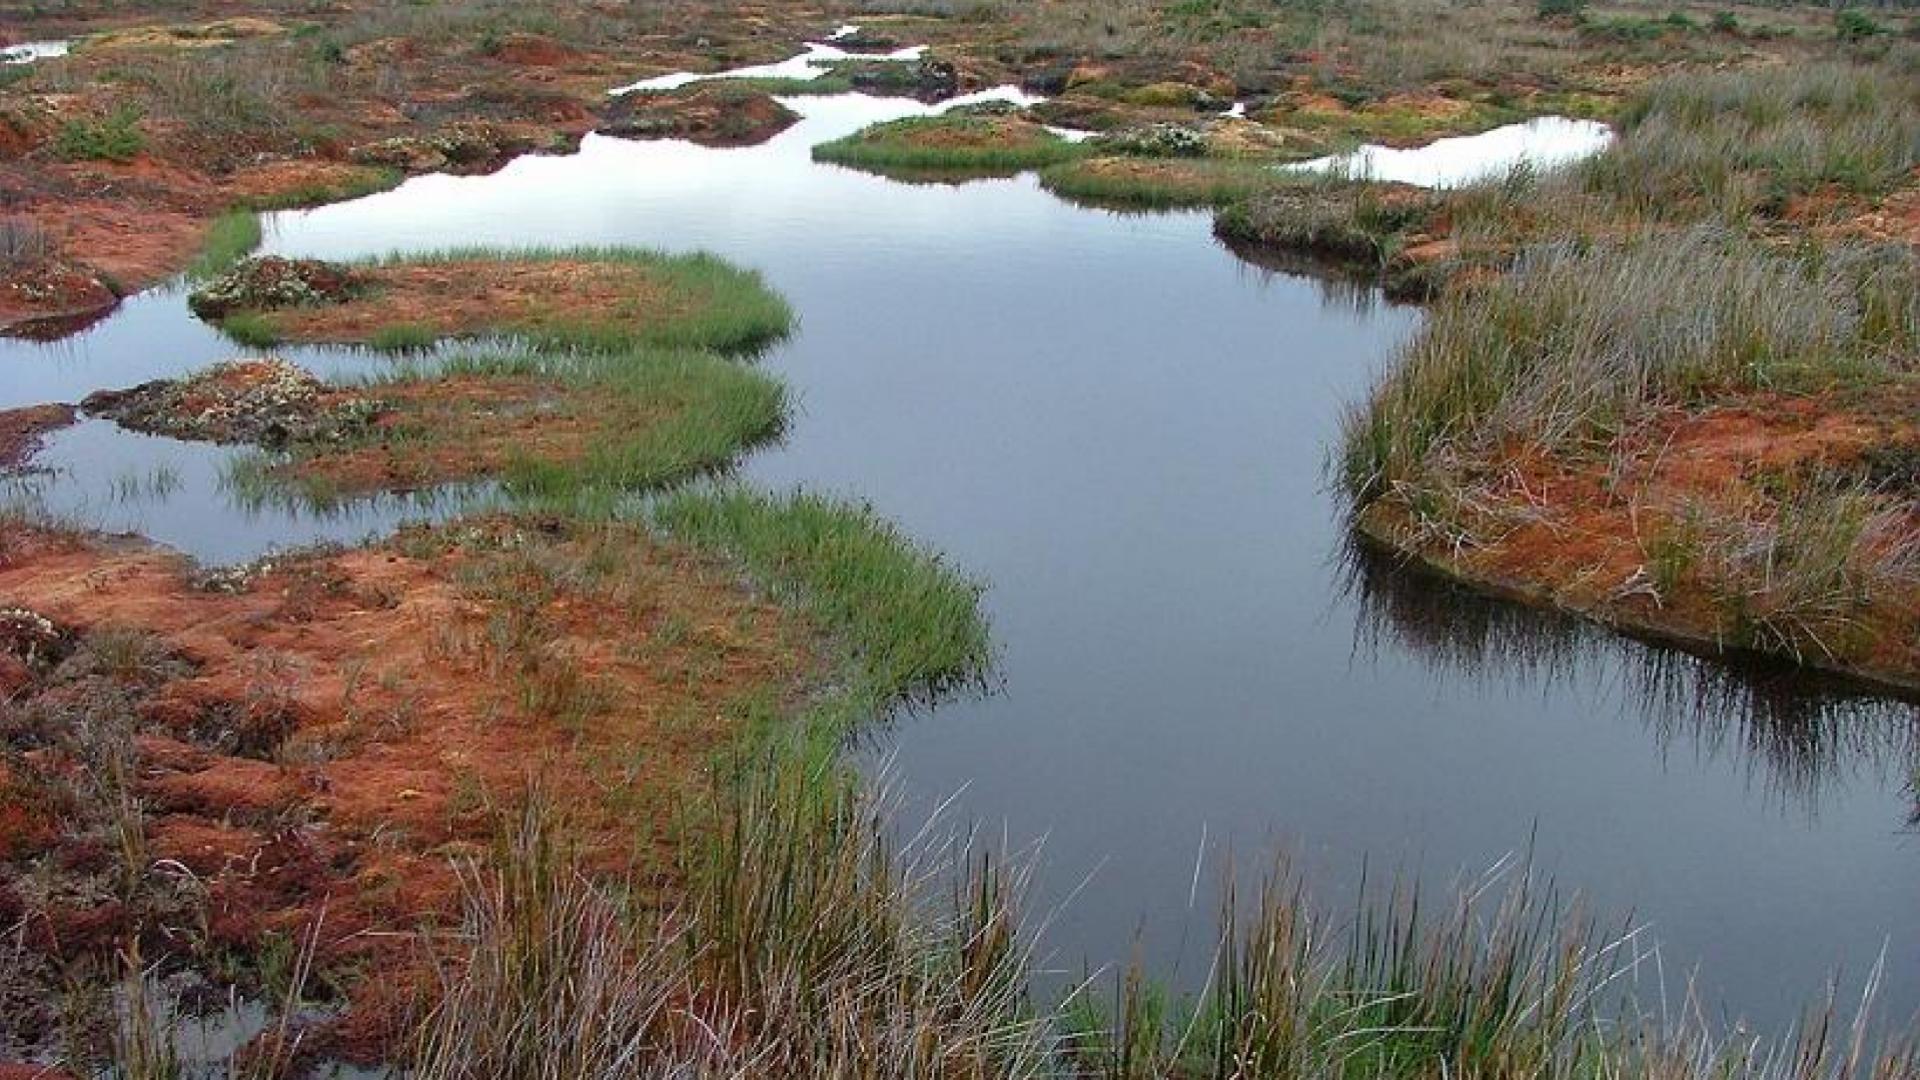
[2,74,1916,1028]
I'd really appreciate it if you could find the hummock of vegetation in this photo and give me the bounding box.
[229,347,789,505]
[190,247,794,354]
[1216,177,1443,280]
[598,83,801,148]
[101,245,794,503]
[1321,55,1920,686]
[1043,156,1287,210]
[80,358,385,448]
[1343,227,1920,684]
[5,224,1010,1073]
[813,109,1091,179]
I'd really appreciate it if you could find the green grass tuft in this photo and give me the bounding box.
[218,311,284,348]
[188,210,262,282]
[367,322,438,352]
[1041,157,1285,210]
[651,487,990,707]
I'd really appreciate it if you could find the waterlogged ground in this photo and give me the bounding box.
[2,55,1917,1029]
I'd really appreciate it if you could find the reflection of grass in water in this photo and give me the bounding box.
[107,464,182,504]
[219,451,490,522]
[187,210,261,282]
[1340,533,1920,814]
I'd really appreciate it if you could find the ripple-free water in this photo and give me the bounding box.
[1,84,1913,1027]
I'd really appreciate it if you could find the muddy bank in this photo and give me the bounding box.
[0,405,75,471]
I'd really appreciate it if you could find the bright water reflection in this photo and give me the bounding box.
[1284,115,1615,187]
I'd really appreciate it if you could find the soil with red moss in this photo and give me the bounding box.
[0,515,819,1068]
[281,374,663,496]
[246,258,693,345]
[1359,385,1920,693]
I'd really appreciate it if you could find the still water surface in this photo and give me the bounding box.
[1,81,1915,1027]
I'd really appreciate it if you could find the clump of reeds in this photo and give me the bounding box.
[409,768,1050,1078]
[1068,858,1920,1080]
[1339,230,1917,504]
[1587,62,1920,219]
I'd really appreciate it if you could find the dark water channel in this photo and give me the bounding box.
[2,79,1917,1028]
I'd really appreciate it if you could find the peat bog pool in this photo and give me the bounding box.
[2,61,1917,1029]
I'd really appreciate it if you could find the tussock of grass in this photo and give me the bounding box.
[1340,231,1917,503]
[1216,177,1438,264]
[187,210,262,282]
[813,114,1091,176]
[410,777,1920,1080]
[1070,859,1918,1080]
[1589,62,1920,218]
[367,322,437,352]
[412,772,1047,1078]
[651,487,990,706]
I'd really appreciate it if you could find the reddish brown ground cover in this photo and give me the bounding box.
[0,515,820,1064]
[1359,386,1920,691]
[254,260,691,345]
